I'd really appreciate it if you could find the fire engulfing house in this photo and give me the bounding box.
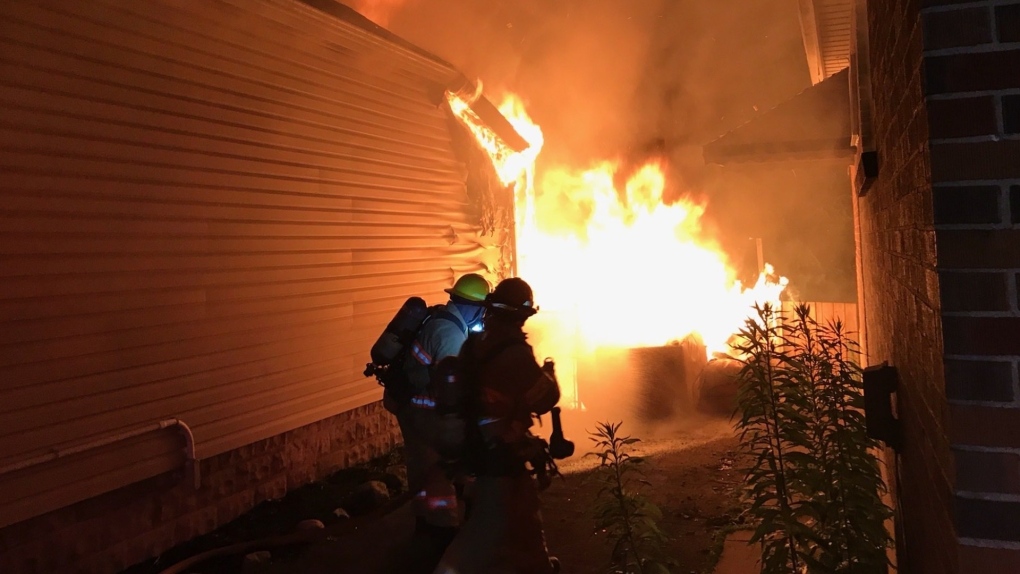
[709,0,1020,572]
[0,1,522,571]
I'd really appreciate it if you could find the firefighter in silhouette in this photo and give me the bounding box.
[433,277,562,574]
[384,273,490,560]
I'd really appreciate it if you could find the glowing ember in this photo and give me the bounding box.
[446,90,789,360]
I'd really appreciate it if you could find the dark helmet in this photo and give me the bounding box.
[486,277,538,319]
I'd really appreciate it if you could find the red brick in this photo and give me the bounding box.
[956,496,1020,541]
[1004,95,1020,134]
[931,140,1020,182]
[951,404,1020,447]
[945,358,1016,402]
[940,271,1011,312]
[998,4,1020,43]
[1012,185,1020,223]
[955,450,1020,493]
[927,96,998,139]
[933,185,1001,224]
[944,316,1020,355]
[923,7,994,50]
[925,49,1020,95]
[936,229,1020,268]
[959,544,1020,574]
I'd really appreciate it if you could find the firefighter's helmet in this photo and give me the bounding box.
[445,273,491,303]
[487,277,538,318]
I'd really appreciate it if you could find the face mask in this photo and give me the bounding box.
[454,301,485,331]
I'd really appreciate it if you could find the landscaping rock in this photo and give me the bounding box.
[242,550,272,572]
[296,519,325,531]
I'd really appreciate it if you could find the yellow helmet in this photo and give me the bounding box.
[445,273,491,303]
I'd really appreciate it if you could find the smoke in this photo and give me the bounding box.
[345,0,855,429]
[371,0,809,167]
[343,0,418,26]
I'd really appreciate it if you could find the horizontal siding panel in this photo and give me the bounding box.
[0,215,475,243]
[148,0,460,93]
[0,232,467,257]
[0,151,464,198]
[0,272,474,323]
[2,341,362,459]
[0,54,451,157]
[0,65,455,157]
[1,130,463,189]
[0,200,473,235]
[1,280,452,399]
[2,353,365,457]
[0,259,464,304]
[0,105,464,177]
[0,10,451,135]
[198,385,382,458]
[0,247,477,279]
[56,1,445,114]
[0,0,503,528]
[240,0,464,83]
[1,329,376,430]
[3,351,364,439]
[0,433,184,527]
[0,174,469,212]
[1,278,444,375]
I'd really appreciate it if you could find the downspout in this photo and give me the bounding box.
[0,418,200,489]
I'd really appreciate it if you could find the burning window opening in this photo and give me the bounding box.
[446,89,790,411]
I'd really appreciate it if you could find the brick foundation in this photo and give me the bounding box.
[0,402,400,574]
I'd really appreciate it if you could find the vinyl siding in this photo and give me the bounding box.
[0,0,499,528]
[816,0,852,79]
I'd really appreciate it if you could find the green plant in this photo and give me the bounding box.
[733,303,811,573]
[789,306,892,573]
[733,303,892,574]
[587,421,676,574]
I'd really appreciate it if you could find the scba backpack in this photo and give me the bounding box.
[364,297,466,408]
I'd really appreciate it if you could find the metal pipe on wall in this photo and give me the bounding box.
[0,418,200,489]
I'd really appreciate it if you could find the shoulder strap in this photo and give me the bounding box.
[429,307,468,336]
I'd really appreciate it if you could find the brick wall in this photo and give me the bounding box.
[922,0,1020,570]
[861,0,957,572]
[0,402,400,574]
[860,0,1020,572]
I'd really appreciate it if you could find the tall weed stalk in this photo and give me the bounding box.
[734,303,892,574]
[588,422,675,574]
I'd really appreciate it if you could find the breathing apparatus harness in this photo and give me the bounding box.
[363,298,468,404]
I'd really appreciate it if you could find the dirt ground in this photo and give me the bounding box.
[542,414,748,574]
[132,414,748,574]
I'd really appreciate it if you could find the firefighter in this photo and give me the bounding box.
[434,277,562,574]
[386,273,490,562]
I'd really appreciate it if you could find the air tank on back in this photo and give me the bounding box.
[370,296,429,365]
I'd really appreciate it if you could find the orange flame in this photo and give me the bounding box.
[447,91,788,404]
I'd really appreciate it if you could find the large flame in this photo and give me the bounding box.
[447,91,788,404]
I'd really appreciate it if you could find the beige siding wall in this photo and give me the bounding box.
[800,0,852,84]
[0,0,495,528]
